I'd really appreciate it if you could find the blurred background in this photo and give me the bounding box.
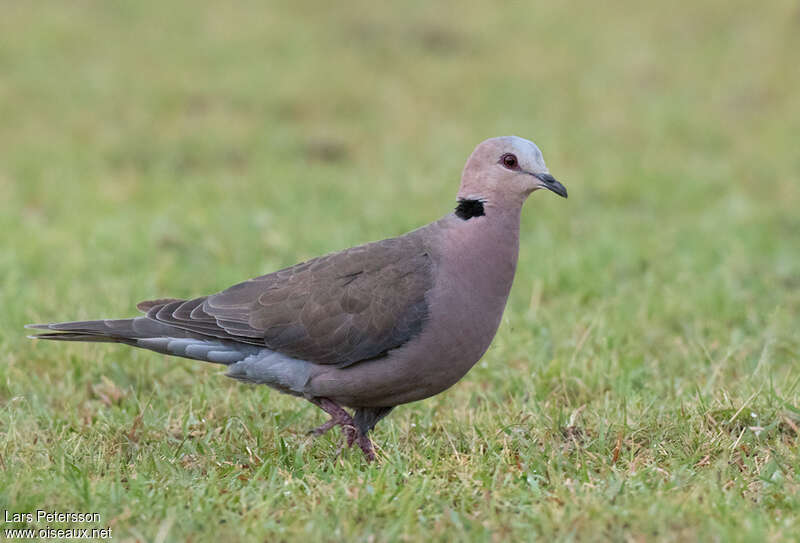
[1,1,799,540]
[2,1,799,312]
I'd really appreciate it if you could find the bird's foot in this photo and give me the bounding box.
[310,397,375,462]
[307,418,336,436]
[356,433,376,462]
[307,418,358,447]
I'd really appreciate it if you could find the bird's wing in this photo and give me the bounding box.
[140,234,433,367]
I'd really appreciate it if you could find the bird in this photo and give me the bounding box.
[27,136,567,461]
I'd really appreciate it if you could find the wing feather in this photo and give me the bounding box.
[139,233,433,366]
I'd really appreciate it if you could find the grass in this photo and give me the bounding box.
[1,0,799,541]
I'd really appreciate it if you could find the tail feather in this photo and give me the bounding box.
[26,317,195,340]
[27,318,313,395]
[26,332,132,343]
[26,318,260,365]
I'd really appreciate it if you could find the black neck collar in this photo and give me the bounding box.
[455,199,485,220]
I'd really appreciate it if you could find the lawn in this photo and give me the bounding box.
[1,1,799,541]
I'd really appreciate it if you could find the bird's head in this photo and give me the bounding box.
[457,136,567,212]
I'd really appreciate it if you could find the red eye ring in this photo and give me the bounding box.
[501,153,518,169]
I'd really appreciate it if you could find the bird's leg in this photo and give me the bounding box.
[306,418,336,436]
[352,406,393,462]
[355,432,376,462]
[308,398,376,461]
[308,397,358,449]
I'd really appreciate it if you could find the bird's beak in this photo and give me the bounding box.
[534,173,568,198]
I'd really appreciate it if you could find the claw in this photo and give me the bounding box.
[307,418,336,436]
[309,397,377,462]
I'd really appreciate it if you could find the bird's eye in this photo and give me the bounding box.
[501,153,518,169]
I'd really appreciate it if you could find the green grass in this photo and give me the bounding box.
[1,1,799,541]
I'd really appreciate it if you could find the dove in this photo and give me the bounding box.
[27,136,567,461]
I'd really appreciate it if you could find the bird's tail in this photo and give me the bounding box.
[27,317,175,343]
[26,318,261,365]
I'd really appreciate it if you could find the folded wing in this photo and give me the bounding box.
[142,234,433,367]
